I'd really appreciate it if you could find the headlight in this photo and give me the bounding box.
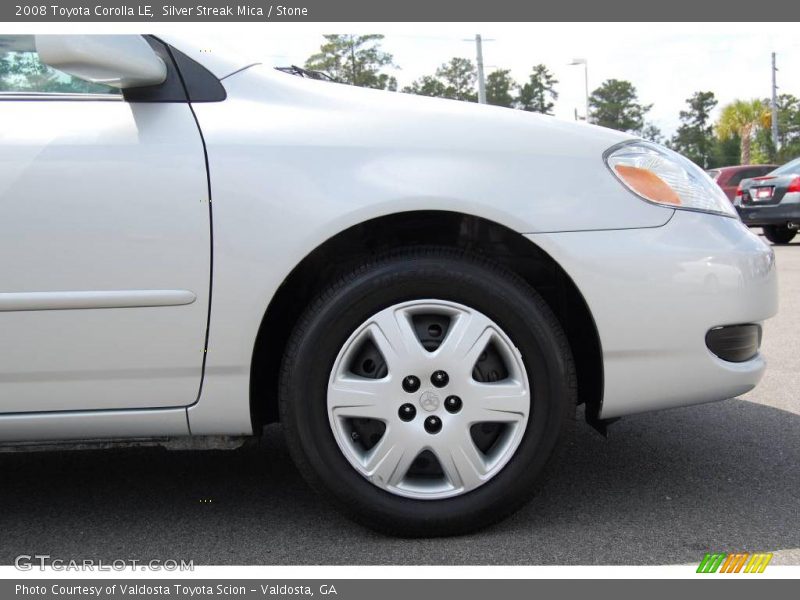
[604,140,737,218]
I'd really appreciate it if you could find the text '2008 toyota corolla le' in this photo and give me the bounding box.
[0,34,778,536]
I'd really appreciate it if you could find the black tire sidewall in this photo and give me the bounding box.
[763,225,796,244]
[280,252,573,534]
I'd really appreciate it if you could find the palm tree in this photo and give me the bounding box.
[716,99,772,165]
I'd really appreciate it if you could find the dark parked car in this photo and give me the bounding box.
[735,157,800,244]
[707,164,778,201]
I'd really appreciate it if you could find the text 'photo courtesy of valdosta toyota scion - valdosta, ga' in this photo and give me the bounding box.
[15,584,335,596]
[0,32,778,537]
[14,4,307,18]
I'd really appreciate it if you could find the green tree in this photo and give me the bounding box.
[716,99,772,165]
[752,127,777,164]
[589,79,651,133]
[641,123,664,144]
[775,94,800,162]
[403,57,477,102]
[305,34,397,90]
[0,51,17,91]
[434,57,477,101]
[485,69,516,108]
[1,51,51,91]
[402,75,447,98]
[710,135,742,168]
[670,91,718,168]
[516,64,558,114]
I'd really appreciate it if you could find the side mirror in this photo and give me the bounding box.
[34,35,167,89]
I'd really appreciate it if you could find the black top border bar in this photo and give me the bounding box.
[3,0,799,22]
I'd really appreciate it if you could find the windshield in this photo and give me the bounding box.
[770,157,800,177]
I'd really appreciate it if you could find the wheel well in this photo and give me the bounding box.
[250,211,603,429]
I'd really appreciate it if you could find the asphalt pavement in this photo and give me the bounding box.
[1,237,798,566]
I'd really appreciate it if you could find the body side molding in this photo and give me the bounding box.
[0,290,196,312]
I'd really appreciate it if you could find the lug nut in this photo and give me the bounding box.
[398,403,416,422]
[444,395,462,413]
[424,416,442,434]
[402,375,420,393]
[431,370,449,388]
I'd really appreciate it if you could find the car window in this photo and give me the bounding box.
[770,158,800,177]
[0,35,119,95]
[752,166,776,177]
[728,171,749,186]
[706,170,720,181]
[735,167,774,181]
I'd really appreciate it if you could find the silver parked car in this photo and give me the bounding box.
[0,34,778,535]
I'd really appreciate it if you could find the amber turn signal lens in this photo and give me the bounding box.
[614,165,682,206]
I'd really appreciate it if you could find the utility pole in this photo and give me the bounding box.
[475,34,486,104]
[771,52,779,150]
[583,61,589,123]
[569,58,590,123]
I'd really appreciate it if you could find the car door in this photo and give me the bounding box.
[0,35,210,414]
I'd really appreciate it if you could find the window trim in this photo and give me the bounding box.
[0,92,122,102]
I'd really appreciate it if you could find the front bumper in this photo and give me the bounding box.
[527,210,778,419]
[736,191,800,226]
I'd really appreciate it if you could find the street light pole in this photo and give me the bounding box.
[771,52,779,150]
[476,34,487,104]
[583,61,589,123]
[569,58,589,123]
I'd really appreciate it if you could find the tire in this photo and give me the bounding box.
[763,225,796,245]
[279,247,576,536]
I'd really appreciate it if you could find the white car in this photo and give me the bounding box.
[0,34,778,535]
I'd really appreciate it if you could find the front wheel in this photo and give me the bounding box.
[279,248,576,536]
[763,225,796,245]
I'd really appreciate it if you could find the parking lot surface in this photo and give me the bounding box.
[1,238,798,566]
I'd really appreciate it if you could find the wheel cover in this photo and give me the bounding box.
[327,299,530,500]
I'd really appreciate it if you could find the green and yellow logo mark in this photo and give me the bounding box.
[697,552,773,573]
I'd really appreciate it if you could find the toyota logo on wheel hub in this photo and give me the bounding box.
[419,390,440,412]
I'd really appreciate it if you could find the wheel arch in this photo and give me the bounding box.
[250,210,604,430]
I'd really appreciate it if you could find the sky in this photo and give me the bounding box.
[205,22,800,138]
